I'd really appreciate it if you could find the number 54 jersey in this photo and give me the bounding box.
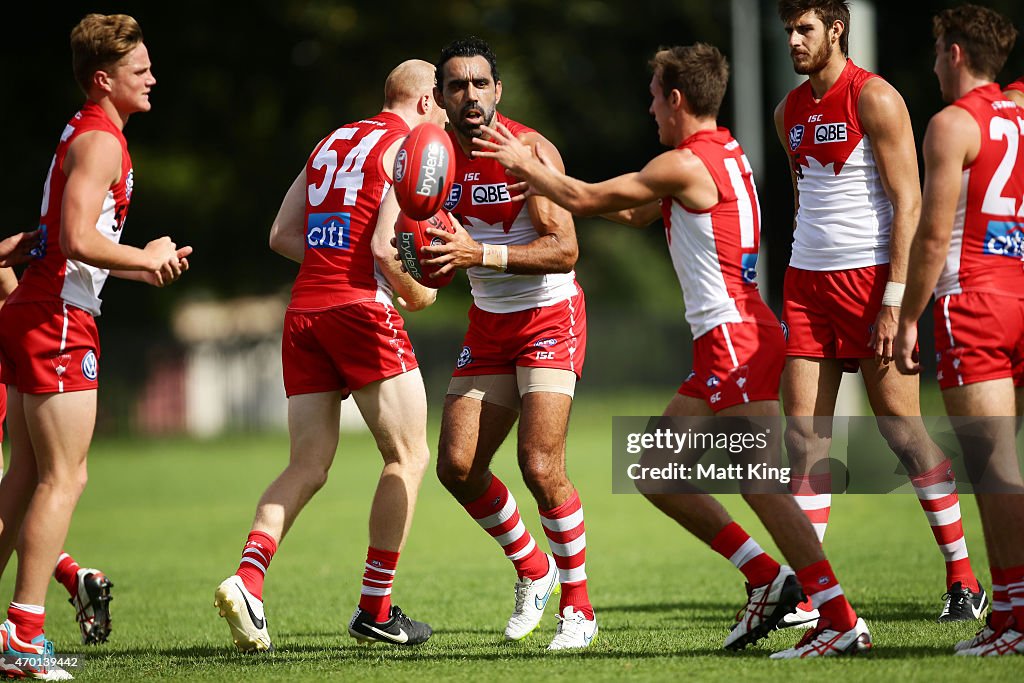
[290,112,409,311]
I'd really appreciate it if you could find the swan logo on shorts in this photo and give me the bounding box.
[456,345,473,369]
[788,125,804,151]
[82,350,98,381]
[444,183,462,211]
[780,321,789,341]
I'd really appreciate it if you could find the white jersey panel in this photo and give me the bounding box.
[464,207,577,314]
[666,202,743,339]
[790,137,893,271]
[59,189,122,316]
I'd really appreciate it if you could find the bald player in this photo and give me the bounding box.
[214,59,446,650]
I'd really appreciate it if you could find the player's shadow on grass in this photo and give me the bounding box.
[857,598,939,623]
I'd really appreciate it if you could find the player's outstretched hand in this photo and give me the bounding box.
[894,320,920,375]
[0,228,43,267]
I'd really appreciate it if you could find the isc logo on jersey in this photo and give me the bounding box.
[983,220,1024,258]
[814,123,847,144]
[472,183,511,205]
[306,212,351,250]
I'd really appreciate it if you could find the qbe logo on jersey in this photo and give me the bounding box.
[306,212,351,250]
[814,122,847,144]
[472,183,511,205]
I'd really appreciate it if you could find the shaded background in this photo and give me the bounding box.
[3,0,1023,433]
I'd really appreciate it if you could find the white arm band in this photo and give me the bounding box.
[882,281,905,307]
[481,243,508,272]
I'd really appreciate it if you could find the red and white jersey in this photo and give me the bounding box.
[9,101,133,316]
[445,113,577,314]
[935,83,1024,298]
[289,112,409,311]
[661,127,764,339]
[783,60,892,271]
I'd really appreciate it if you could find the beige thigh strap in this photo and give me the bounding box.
[447,374,521,411]
[516,366,576,399]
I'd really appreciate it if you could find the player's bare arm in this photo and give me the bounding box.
[859,79,922,361]
[268,168,307,264]
[895,107,975,375]
[63,130,186,282]
[371,158,437,312]
[601,201,662,228]
[475,121,709,216]
[0,266,16,299]
[773,98,800,226]
[0,228,42,267]
[1005,88,1024,107]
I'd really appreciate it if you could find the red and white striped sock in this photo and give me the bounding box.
[1004,564,1024,629]
[797,560,857,631]
[6,603,45,641]
[464,475,549,580]
[540,490,593,619]
[359,547,399,623]
[235,530,277,600]
[790,473,831,544]
[910,459,978,591]
[990,566,1012,631]
[710,522,781,587]
[53,552,81,597]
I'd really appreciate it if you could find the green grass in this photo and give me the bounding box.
[2,390,1021,681]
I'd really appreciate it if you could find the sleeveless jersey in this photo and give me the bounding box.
[660,127,764,339]
[289,112,408,311]
[10,101,133,316]
[444,113,577,314]
[935,83,1024,298]
[783,60,892,271]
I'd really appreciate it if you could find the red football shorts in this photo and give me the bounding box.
[782,264,888,367]
[0,376,6,443]
[0,300,100,394]
[679,298,786,410]
[933,291,1024,390]
[453,283,586,378]
[282,301,418,398]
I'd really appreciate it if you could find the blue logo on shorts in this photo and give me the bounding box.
[706,375,720,388]
[456,346,472,369]
[306,212,351,250]
[780,321,789,341]
[81,350,98,381]
[444,184,462,212]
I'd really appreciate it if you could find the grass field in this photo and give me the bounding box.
[1,390,1021,681]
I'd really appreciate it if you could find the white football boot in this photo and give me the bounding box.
[724,565,803,649]
[547,606,598,650]
[214,575,273,651]
[504,554,560,640]
[770,617,872,658]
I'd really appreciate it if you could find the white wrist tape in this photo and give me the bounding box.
[882,281,905,307]
[481,243,508,271]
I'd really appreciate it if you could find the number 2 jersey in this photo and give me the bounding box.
[782,59,892,271]
[289,112,408,311]
[934,83,1024,298]
[661,127,770,339]
[443,113,578,314]
[9,101,133,316]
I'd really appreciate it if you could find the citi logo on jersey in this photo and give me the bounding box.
[814,122,847,144]
[306,212,351,250]
[472,183,511,205]
[983,220,1024,258]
